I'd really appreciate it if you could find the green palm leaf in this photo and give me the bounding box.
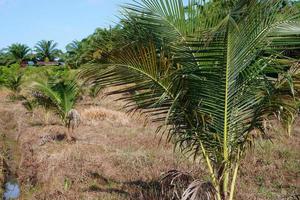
[81,0,300,199]
[31,75,80,124]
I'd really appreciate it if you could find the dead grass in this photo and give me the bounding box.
[81,106,131,127]
[0,89,299,200]
[236,124,300,200]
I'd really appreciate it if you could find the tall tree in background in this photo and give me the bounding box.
[65,28,119,68]
[4,43,31,65]
[65,40,87,68]
[34,40,61,62]
[82,0,300,199]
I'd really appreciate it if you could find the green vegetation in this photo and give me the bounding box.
[30,70,81,140]
[65,27,124,68]
[34,40,62,62]
[4,43,31,65]
[0,64,24,98]
[0,0,299,199]
[0,42,63,66]
[81,0,300,199]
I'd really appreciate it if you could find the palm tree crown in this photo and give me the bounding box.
[6,43,31,64]
[34,40,61,62]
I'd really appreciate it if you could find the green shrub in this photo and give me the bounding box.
[0,64,24,96]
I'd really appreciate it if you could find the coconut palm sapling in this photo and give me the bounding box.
[31,73,81,141]
[81,0,300,199]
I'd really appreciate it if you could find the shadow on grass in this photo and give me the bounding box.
[29,122,61,127]
[84,172,167,200]
[85,172,189,200]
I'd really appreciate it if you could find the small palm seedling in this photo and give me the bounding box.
[19,95,37,118]
[0,65,24,99]
[31,75,81,141]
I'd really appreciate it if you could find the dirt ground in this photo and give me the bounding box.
[0,89,299,200]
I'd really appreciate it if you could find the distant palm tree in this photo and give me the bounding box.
[65,40,84,68]
[82,0,300,199]
[65,26,135,68]
[34,40,61,62]
[5,43,31,65]
[66,40,81,54]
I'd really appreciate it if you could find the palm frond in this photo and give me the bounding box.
[81,41,176,119]
[31,75,80,124]
[81,1,300,198]
[182,180,217,200]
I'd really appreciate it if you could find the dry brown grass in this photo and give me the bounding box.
[236,124,300,200]
[81,106,131,127]
[0,89,299,200]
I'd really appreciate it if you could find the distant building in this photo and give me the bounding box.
[36,61,60,66]
[20,61,65,67]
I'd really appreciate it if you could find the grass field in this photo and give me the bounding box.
[0,88,299,200]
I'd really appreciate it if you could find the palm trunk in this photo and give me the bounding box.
[64,118,72,141]
[217,164,229,200]
[66,126,72,141]
[214,162,240,200]
[229,163,239,200]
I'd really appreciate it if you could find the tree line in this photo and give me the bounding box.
[0,40,62,66]
[0,22,149,67]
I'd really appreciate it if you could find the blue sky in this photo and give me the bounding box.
[0,0,131,50]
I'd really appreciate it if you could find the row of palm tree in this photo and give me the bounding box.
[0,26,151,68]
[64,27,121,68]
[64,22,153,68]
[81,0,300,199]
[0,40,62,66]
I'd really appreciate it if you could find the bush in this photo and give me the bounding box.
[0,64,24,95]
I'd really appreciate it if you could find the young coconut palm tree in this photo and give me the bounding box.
[81,0,300,199]
[31,76,81,141]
